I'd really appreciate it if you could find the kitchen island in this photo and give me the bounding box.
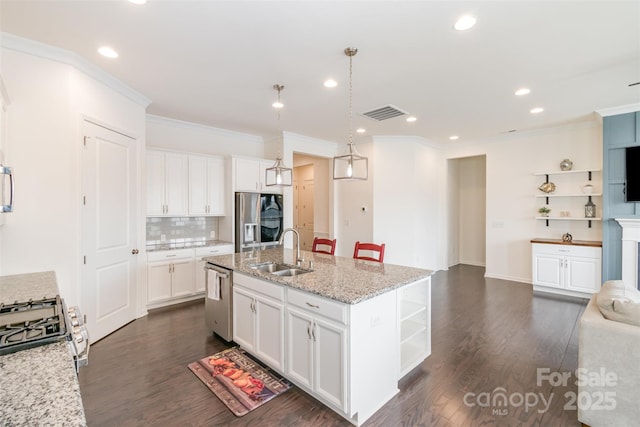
[0,272,86,426]
[204,248,433,426]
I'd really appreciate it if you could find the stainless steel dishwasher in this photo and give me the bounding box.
[204,263,233,342]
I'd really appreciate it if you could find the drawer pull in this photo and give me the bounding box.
[165,254,177,257]
[306,302,320,309]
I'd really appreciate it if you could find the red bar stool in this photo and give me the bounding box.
[353,241,385,263]
[312,237,337,255]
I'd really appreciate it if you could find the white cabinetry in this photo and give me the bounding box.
[188,155,225,216]
[532,242,602,297]
[194,244,234,293]
[398,278,431,377]
[146,150,188,216]
[234,157,281,194]
[147,249,195,303]
[232,273,285,372]
[286,288,348,412]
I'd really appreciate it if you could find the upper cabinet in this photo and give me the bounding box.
[146,150,189,216]
[234,157,281,194]
[188,155,225,216]
[147,149,226,217]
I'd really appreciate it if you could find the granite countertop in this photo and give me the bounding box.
[0,271,87,426]
[0,271,59,304]
[0,342,86,426]
[146,239,233,252]
[204,248,433,305]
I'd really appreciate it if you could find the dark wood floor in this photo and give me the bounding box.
[78,265,587,426]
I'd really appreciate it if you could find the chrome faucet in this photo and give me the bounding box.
[279,228,303,266]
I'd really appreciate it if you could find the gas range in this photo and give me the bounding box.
[0,296,89,371]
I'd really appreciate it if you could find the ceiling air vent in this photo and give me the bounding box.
[361,105,408,121]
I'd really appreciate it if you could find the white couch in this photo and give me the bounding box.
[578,280,640,427]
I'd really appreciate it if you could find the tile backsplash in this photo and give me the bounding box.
[146,217,219,246]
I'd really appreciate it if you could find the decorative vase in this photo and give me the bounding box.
[582,184,593,194]
[562,233,573,243]
[538,182,556,193]
[560,159,573,171]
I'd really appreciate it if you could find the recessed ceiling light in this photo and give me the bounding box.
[406,116,417,123]
[454,15,476,31]
[515,88,531,96]
[356,128,366,134]
[449,135,459,140]
[98,46,118,58]
[324,79,337,88]
[530,107,544,114]
[128,0,147,4]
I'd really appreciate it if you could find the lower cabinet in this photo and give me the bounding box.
[147,244,233,308]
[286,298,348,412]
[232,273,285,372]
[532,242,602,297]
[147,249,195,303]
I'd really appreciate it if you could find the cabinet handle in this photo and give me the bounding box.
[311,323,316,342]
[305,302,320,309]
[166,254,177,258]
[307,323,311,339]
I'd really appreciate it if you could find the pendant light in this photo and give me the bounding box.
[266,84,292,187]
[333,47,368,180]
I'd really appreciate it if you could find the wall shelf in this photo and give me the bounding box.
[535,168,601,228]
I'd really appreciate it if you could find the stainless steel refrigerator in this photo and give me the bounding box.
[235,192,284,252]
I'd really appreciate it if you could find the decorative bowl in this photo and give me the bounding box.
[538,182,556,193]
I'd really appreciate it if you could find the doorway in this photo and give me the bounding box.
[447,155,487,267]
[292,154,330,251]
[81,120,139,342]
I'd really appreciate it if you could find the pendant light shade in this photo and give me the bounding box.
[266,84,292,187]
[333,47,368,181]
[266,157,292,187]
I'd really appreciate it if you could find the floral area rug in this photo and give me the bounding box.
[188,347,291,416]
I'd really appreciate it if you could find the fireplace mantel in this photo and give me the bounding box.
[615,218,640,289]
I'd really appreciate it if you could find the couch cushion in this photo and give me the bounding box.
[597,280,640,327]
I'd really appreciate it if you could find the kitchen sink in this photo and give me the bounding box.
[271,268,312,277]
[249,262,312,276]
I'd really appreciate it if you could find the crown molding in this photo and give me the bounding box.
[1,32,151,108]
[596,103,640,117]
[146,114,263,144]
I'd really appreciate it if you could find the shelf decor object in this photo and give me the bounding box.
[560,158,573,171]
[333,47,368,181]
[265,84,292,187]
[585,198,596,218]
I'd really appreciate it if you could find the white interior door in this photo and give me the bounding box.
[81,120,138,342]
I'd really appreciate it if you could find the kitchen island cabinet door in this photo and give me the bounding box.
[285,307,314,390]
[233,287,256,352]
[313,316,347,413]
[255,295,284,372]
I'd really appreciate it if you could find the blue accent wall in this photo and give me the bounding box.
[603,112,640,281]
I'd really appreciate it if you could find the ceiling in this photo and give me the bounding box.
[1,1,639,145]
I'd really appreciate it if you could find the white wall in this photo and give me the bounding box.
[371,136,446,270]
[447,159,460,266]
[0,42,147,308]
[146,114,263,156]
[445,120,602,283]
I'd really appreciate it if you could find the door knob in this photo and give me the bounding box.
[132,249,139,254]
